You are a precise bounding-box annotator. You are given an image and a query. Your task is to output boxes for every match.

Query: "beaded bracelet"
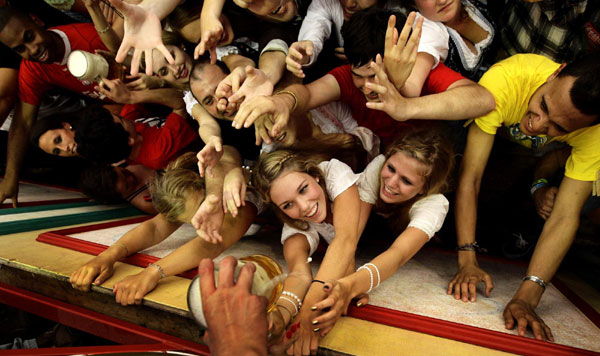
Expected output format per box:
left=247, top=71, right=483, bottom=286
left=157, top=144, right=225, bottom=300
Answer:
left=364, top=263, right=381, bottom=288
left=96, top=24, right=111, bottom=34
left=357, top=265, right=374, bottom=293
left=522, top=275, right=547, bottom=291
left=278, top=296, right=299, bottom=315
left=282, top=291, right=302, bottom=309
left=530, top=178, right=549, bottom=196
left=456, top=241, right=487, bottom=253
left=148, top=263, right=166, bottom=279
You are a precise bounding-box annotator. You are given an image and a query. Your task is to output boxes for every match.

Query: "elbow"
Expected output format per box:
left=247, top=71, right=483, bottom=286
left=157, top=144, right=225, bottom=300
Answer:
left=480, top=87, right=496, bottom=114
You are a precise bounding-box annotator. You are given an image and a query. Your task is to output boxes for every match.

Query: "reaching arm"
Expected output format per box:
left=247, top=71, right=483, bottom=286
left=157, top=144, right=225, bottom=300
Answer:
left=450, top=124, right=495, bottom=302
left=503, top=177, right=591, bottom=341
left=114, top=202, right=257, bottom=305
left=232, top=73, right=340, bottom=136
left=96, top=78, right=185, bottom=115
left=69, top=213, right=182, bottom=291
left=290, top=184, right=361, bottom=355
left=531, top=147, right=570, bottom=220
left=84, top=0, right=122, bottom=52
left=366, top=57, right=496, bottom=122
left=258, top=50, right=286, bottom=87
left=0, top=101, right=38, bottom=207
left=0, top=68, right=18, bottom=128
left=110, top=0, right=178, bottom=75
left=196, top=0, right=227, bottom=62
left=192, top=146, right=243, bottom=242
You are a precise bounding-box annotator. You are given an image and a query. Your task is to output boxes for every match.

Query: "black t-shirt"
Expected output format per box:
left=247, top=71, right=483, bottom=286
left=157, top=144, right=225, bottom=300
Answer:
left=218, top=119, right=261, bottom=163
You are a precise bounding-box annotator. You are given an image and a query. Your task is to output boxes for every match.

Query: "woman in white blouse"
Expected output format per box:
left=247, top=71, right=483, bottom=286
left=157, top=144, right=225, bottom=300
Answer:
left=310, top=129, right=455, bottom=333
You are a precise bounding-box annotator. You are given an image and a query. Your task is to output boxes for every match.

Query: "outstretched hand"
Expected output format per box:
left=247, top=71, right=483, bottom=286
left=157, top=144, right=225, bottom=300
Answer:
left=197, top=137, right=224, bottom=178
left=447, top=263, right=494, bottom=302
left=194, top=14, right=223, bottom=64
left=110, top=0, right=174, bottom=76
left=192, top=194, right=224, bottom=244
left=503, top=298, right=554, bottom=341
left=383, top=12, right=423, bottom=90
left=286, top=41, right=314, bottom=78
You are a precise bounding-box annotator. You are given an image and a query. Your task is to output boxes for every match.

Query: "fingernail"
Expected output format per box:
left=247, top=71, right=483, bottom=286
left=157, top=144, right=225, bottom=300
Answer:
left=286, top=330, right=293, bottom=339
left=312, top=320, right=318, bottom=325
left=356, top=302, right=363, bottom=307
left=291, top=323, right=299, bottom=332
left=313, top=327, right=320, bottom=332
left=311, top=306, right=317, bottom=311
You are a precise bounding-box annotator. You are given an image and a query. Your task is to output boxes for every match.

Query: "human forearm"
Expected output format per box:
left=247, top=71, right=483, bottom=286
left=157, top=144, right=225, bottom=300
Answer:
left=200, top=0, right=225, bottom=21
left=516, top=178, right=591, bottom=306
left=533, top=147, right=570, bottom=181
left=259, top=51, right=286, bottom=86
left=86, top=2, right=122, bottom=52
left=4, top=102, right=37, bottom=181
left=129, top=88, right=185, bottom=110
left=223, top=54, right=255, bottom=72
left=403, top=83, right=495, bottom=121
left=138, top=0, right=180, bottom=19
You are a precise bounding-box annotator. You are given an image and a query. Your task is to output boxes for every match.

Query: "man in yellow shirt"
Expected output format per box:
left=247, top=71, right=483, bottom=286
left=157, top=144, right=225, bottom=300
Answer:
left=451, top=53, right=600, bottom=341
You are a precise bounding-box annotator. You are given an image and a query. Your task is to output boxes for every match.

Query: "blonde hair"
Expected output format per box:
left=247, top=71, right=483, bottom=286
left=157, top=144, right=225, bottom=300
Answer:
left=252, top=149, right=329, bottom=230
left=150, top=152, right=205, bottom=222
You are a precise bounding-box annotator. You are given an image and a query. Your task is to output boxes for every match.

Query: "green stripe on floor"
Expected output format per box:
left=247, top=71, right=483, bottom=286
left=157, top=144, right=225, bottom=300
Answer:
left=0, top=207, right=146, bottom=235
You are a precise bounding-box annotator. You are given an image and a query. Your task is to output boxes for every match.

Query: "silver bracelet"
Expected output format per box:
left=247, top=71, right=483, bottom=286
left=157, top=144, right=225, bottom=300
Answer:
left=522, top=275, right=547, bottom=291
left=148, top=263, right=166, bottom=279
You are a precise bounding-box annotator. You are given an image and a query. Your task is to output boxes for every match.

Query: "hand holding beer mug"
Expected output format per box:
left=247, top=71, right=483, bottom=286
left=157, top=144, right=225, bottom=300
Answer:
left=188, top=255, right=286, bottom=355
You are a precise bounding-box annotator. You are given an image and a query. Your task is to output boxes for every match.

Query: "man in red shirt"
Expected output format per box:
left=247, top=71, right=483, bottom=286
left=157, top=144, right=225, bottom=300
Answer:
left=0, top=7, right=113, bottom=206
left=232, top=8, right=495, bottom=148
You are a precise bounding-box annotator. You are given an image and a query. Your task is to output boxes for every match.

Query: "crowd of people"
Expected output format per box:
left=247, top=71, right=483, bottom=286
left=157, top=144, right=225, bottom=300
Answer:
left=1, top=0, right=599, bottom=354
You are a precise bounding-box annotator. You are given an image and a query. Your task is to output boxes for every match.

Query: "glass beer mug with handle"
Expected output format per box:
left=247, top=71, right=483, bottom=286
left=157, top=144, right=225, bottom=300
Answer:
left=67, top=50, right=125, bottom=84
left=187, top=255, right=285, bottom=329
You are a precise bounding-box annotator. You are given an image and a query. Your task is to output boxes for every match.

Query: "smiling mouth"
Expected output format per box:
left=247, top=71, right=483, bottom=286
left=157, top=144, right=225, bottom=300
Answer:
left=276, top=132, right=287, bottom=142
left=178, top=65, right=188, bottom=80
left=36, top=49, right=48, bottom=62
left=70, top=143, right=77, bottom=154
left=306, top=203, right=318, bottom=218
left=382, top=184, right=399, bottom=197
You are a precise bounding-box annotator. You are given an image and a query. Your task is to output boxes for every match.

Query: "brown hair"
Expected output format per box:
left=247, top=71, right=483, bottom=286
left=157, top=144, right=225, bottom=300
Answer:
left=150, top=152, right=205, bottom=222
left=252, top=149, right=330, bottom=230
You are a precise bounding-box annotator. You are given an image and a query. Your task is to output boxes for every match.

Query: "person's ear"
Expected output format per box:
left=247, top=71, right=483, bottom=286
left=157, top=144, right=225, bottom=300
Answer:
left=28, top=13, right=45, bottom=28
left=547, top=63, right=567, bottom=82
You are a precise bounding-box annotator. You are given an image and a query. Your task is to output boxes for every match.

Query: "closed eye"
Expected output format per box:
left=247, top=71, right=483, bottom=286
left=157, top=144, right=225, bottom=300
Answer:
left=387, top=164, right=396, bottom=173
left=282, top=201, right=292, bottom=210
left=299, top=184, right=308, bottom=194
left=203, top=96, right=214, bottom=106
left=402, top=177, right=412, bottom=185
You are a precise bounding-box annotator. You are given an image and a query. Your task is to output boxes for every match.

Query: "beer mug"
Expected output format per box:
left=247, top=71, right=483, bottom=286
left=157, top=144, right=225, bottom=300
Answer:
left=67, top=50, right=124, bottom=83
left=187, top=255, right=285, bottom=328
